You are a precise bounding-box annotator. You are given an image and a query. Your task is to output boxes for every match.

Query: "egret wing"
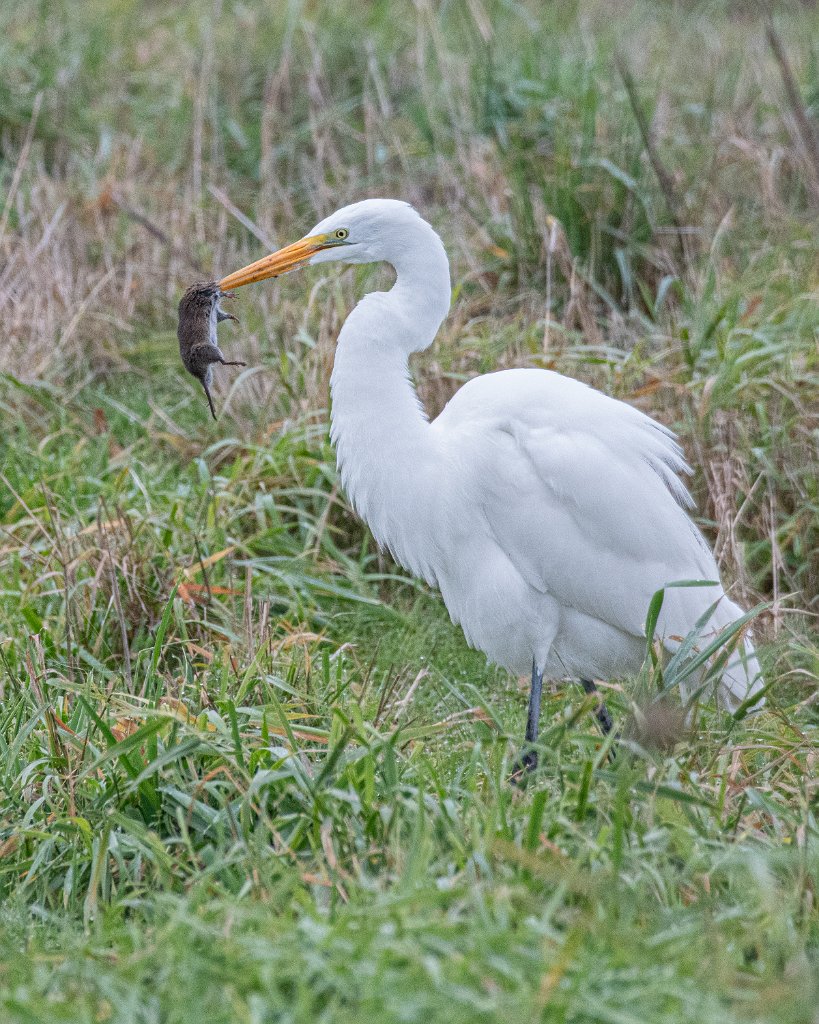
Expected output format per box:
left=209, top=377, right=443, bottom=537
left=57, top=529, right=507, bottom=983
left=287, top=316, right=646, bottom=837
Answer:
left=433, top=368, right=722, bottom=642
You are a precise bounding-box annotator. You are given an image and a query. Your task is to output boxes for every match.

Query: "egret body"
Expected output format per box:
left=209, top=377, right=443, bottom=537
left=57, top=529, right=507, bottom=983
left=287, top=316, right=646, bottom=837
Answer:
left=219, top=199, right=764, bottom=765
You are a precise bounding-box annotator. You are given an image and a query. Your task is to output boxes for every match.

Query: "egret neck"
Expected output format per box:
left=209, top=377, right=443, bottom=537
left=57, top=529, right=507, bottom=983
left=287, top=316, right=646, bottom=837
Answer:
left=329, top=219, right=451, bottom=586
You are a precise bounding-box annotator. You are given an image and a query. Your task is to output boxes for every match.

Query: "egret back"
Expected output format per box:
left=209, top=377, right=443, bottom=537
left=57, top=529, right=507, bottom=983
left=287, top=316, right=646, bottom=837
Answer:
left=432, top=367, right=763, bottom=705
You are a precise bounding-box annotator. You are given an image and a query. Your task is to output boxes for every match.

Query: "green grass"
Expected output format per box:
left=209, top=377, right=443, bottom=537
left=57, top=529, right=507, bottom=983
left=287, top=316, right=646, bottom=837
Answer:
left=1, top=1, right=818, bottom=1021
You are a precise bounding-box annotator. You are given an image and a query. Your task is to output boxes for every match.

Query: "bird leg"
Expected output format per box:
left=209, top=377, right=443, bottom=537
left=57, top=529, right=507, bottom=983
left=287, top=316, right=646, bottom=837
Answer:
left=579, top=679, right=614, bottom=735
left=512, top=661, right=544, bottom=779
left=513, top=672, right=616, bottom=782
left=526, top=662, right=544, bottom=746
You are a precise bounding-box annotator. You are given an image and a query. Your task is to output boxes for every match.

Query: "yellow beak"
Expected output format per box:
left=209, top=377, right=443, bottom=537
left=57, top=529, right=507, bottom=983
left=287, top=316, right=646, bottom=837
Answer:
left=218, top=233, right=330, bottom=290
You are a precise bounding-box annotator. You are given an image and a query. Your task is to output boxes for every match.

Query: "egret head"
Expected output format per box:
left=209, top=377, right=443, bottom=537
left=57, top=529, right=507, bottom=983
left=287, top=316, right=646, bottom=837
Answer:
left=219, top=199, right=435, bottom=289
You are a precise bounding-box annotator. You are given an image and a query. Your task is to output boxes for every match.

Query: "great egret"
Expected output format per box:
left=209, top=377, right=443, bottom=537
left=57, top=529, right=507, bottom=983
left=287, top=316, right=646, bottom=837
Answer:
left=219, top=199, right=764, bottom=767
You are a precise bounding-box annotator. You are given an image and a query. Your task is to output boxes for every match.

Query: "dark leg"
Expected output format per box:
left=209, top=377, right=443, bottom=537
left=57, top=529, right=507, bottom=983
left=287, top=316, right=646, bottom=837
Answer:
left=580, top=679, right=614, bottom=735
left=526, top=662, right=544, bottom=746
left=512, top=661, right=544, bottom=778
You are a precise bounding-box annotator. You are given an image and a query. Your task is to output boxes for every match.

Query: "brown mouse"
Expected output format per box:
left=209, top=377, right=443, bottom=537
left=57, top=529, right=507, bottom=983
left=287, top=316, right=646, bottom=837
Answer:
left=177, top=282, right=246, bottom=420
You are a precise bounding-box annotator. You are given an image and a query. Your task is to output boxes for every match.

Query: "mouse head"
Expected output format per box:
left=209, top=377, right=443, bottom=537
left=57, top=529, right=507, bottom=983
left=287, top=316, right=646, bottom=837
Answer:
left=177, top=281, right=237, bottom=327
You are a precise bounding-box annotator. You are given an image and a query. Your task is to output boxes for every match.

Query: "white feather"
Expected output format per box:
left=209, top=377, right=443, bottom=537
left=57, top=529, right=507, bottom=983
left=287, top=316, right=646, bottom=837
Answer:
left=308, top=199, right=763, bottom=711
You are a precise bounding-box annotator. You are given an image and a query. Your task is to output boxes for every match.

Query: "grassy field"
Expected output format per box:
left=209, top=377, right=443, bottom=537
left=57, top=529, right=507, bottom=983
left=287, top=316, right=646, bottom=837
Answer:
left=1, top=1, right=818, bottom=1021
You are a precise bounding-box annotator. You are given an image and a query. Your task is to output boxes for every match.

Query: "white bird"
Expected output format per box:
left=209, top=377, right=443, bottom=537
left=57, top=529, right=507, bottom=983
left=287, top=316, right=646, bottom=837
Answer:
left=219, top=198, right=764, bottom=768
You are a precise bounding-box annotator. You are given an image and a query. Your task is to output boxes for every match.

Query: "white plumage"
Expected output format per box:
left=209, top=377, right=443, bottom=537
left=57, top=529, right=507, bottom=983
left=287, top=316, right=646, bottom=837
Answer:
left=219, top=198, right=764, bottom=756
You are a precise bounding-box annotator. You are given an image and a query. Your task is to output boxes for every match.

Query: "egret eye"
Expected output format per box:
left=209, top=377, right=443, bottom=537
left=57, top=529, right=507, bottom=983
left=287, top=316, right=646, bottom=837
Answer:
left=334, top=228, right=349, bottom=240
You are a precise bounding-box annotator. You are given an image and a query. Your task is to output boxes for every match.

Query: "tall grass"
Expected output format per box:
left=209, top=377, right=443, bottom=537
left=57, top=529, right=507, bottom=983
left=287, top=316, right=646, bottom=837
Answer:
left=0, top=1, right=817, bottom=1021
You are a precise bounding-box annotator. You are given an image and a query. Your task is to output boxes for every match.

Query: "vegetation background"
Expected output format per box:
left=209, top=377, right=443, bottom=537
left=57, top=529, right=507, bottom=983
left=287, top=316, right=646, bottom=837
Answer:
left=0, top=0, right=817, bottom=1020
